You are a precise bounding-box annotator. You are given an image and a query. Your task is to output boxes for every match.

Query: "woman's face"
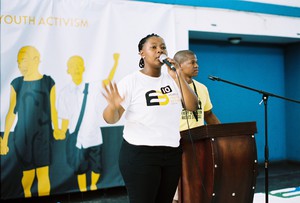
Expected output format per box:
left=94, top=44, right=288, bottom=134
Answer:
left=140, top=36, right=167, bottom=68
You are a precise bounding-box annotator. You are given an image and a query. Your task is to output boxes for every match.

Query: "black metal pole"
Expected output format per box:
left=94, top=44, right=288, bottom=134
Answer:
left=262, top=94, right=269, bottom=203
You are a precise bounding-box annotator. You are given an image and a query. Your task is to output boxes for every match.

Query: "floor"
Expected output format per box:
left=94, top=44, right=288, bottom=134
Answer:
left=2, top=161, right=300, bottom=203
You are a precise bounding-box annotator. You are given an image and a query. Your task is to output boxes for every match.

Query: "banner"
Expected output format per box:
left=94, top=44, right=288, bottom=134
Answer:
left=0, top=0, right=176, bottom=199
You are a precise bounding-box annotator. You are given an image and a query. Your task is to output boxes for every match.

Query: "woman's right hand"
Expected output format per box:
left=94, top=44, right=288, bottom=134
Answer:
left=102, top=81, right=124, bottom=109
left=102, top=81, right=125, bottom=124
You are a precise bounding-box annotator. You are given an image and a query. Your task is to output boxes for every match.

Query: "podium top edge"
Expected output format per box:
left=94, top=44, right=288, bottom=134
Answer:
left=180, top=121, right=257, bottom=140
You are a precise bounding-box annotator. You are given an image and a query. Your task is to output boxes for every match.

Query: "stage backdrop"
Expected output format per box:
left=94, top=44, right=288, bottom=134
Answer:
left=0, top=0, right=177, bottom=199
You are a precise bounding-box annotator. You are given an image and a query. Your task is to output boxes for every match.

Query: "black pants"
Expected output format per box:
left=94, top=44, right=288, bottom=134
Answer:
left=76, top=144, right=103, bottom=174
left=119, top=139, right=182, bottom=203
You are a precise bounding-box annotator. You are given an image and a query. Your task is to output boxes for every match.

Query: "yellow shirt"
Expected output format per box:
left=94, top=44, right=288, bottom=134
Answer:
left=180, top=79, right=213, bottom=131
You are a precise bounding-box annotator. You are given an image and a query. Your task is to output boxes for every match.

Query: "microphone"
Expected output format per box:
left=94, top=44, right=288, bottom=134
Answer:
left=159, top=54, right=176, bottom=71
left=208, top=75, right=220, bottom=81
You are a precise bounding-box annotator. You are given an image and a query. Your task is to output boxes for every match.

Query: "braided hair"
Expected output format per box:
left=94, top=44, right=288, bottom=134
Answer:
left=138, top=33, right=160, bottom=68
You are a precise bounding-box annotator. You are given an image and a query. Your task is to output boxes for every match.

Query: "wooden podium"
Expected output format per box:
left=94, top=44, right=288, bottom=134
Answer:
left=179, top=122, right=258, bottom=203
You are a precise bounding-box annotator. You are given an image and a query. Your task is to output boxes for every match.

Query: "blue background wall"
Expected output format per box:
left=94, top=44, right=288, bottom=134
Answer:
left=189, top=40, right=288, bottom=162
left=285, top=43, right=300, bottom=161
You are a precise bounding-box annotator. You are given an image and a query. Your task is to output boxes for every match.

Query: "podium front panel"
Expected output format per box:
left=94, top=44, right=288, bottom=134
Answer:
left=179, top=122, right=258, bottom=203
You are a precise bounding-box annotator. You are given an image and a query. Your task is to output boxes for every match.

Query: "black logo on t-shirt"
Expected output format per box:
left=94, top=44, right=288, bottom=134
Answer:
left=145, top=85, right=172, bottom=106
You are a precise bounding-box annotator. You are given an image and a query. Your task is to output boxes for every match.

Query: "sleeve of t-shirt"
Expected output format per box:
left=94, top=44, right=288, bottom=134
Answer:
left=203, top=86, right=213, bottom=111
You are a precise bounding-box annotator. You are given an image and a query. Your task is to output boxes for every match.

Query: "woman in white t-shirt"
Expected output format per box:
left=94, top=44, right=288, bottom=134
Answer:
left=102, top=34, right=198, bottom=203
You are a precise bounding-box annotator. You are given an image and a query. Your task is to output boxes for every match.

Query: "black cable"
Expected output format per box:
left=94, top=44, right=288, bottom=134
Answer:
left=175, top=71, right=209, bottom=199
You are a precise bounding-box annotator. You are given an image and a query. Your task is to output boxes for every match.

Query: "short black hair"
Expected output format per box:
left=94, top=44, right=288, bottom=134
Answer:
left=174, top=50, right=195, bottom=65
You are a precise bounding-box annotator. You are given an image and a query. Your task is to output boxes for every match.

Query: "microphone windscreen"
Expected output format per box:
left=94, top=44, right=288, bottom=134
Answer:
left=159, top=54, right=167, bottom=63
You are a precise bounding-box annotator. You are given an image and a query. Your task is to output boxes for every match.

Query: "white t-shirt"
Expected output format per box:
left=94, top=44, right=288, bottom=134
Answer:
left=118, top=70, right=182, bottom=147
left=58, top=81, right=104, bottom=148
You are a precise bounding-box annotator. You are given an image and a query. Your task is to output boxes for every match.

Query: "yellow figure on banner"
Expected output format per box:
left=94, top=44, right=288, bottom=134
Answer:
left=1, top=46, right=61, bottom=197
left=57, top=53, right=119, bottom=192
left=102, top=53, right=120, bottom=86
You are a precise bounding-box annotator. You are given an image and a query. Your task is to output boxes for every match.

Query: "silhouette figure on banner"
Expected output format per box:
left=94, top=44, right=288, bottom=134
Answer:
left=57, top=53, right=119, bottom=192
left=1, top=46, right=60, bottom=197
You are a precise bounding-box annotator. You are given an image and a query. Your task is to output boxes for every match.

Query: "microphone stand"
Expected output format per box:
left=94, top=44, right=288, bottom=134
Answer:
left=208, top=75, right=300, bottom=203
